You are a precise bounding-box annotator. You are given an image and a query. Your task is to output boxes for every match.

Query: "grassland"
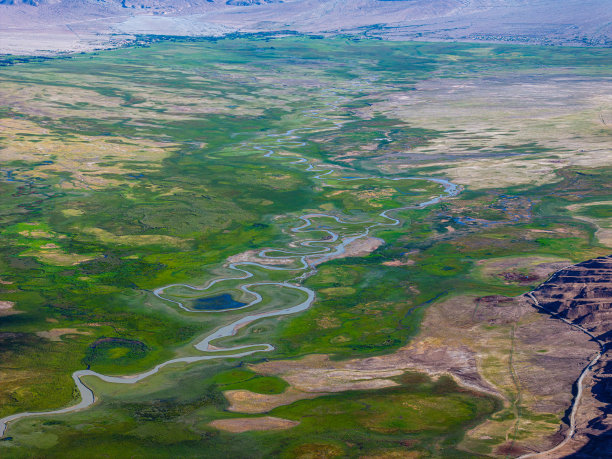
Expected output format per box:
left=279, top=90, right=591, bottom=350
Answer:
left=0, top=37, right=611, bottom=457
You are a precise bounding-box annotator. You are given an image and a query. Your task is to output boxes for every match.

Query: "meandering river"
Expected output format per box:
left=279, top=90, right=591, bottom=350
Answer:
left=0, top=95, right=460, bottom=438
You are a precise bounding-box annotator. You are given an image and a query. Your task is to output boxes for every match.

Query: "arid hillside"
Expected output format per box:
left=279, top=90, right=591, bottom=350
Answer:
left=527, top=256, right=612, bottom=457
left=1, top=0, right=611, bottom=55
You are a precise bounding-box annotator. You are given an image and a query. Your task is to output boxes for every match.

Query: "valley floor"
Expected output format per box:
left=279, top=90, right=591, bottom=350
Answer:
left=0, top=37, right=610, bottom=457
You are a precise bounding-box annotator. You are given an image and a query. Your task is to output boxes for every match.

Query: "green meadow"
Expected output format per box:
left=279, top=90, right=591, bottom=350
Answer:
left=0, top=36, right=611, bottom=457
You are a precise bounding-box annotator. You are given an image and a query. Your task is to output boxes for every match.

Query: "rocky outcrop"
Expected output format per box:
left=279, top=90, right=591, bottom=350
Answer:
left=531, top=256, right=612, bottom=342
left=526, top=256, right=612, bottom=457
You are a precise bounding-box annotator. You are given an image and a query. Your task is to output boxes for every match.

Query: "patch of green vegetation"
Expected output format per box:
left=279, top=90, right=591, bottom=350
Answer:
left=83, top=338, right=149, bottom=371
left=576, top=204, right=612, bottom=219
left=0, top=35, right=611, bottom=457
left=2, top=368, right=498, bottom=458
left=211, top=368, right=288, bottom=394
left=270, top=377, right=495, bottom=448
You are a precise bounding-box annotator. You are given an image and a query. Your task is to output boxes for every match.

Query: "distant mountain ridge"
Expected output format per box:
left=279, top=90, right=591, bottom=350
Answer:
left=0, top=0, right=42, bottom=4
left=0, top=0, right=282, bottom=6
left=1, top=0, right=611, bottom=55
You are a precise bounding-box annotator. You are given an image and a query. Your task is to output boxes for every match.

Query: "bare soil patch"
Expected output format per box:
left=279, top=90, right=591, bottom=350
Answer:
left=209, top=416, right=299, bottom=433
left=227, top=249, right=294, bottom=266
left=0, top=300, right=19, bottom=317
left=0, top=301, right=14, bottom=311
left=36, top=328, right=92, bottom=342
left=382, top=258, right=415, bottom=267
left=311, top=237, right=384, bottom=266
left=224, top=387, right=324, bottom=414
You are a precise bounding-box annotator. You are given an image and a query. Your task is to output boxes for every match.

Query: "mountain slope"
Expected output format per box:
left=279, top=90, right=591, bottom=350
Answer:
left=1, top=0, right=611, bottom=54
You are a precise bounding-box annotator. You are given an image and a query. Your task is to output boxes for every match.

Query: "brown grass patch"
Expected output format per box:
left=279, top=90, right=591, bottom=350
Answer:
left=227, top=249, right=294, bottom=266
left=310, top=237, right=384, bottom=266
left=18, top=230, right=55, bottom=238
left=252, top=349, right=490, bottom=397
left=36, top=328, right=92, bottom=342
left=0, top=301, right=19, bottom=317
left=209, top=416, right=299, bottom=433
left=40, top=243, right=60, bottom=249
left=82, top=227, right=188, bottom=248
left=0, top=301, right=14, bottom=310
left=22, top=249, right=95, bottom=266
left=0, top=118, right=176, bottom=189
left=290, top=442, right=345, bottom=458
left=475, top=256, right=571, bottom=285
left=382, top=259, right=415, bottom=267
left=224, top=387, right=323, bottom=414
left=315, top=316, right=341, bottom=329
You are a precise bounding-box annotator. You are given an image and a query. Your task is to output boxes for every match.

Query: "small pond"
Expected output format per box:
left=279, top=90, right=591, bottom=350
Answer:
left=192, top=293, right=247, bottom=311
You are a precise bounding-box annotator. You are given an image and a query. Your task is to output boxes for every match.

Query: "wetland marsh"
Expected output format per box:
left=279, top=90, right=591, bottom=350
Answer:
left=0, top=37, right=611, bottom=457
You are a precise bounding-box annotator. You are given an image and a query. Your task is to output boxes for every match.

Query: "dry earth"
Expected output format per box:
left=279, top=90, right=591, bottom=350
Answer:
left=209, top=416, right=299, bottom=433
left=0, top=301, right=14, bottom=310
left=0, top=301, right=18, bottom=317
left=224, top=387, right=325, bottom=414
left=474, top=256, right=572, bottom=286
left=35, top=328, right=92, bottom=342
left=310, top=237, right=384, bottom=267
left=367, top=76, right=612, bottom=190
left=1, top=0, right=611, bottom=55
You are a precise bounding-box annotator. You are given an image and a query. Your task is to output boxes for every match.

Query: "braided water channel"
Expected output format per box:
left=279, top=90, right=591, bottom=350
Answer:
left=0, top=96, right=461, bottom=438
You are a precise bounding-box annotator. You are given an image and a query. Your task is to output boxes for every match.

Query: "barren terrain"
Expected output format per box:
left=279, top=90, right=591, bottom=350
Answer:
left=1, top=0, right=611, bottom=55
